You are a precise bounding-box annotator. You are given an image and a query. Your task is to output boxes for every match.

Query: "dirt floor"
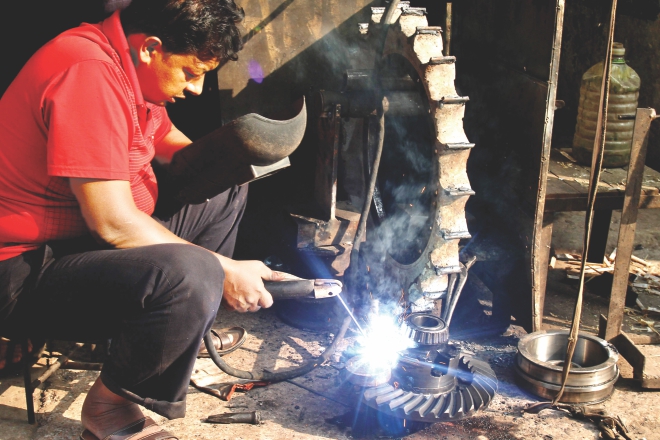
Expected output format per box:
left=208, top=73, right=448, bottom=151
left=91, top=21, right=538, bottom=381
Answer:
left=1, top=209, right=659, bottom=440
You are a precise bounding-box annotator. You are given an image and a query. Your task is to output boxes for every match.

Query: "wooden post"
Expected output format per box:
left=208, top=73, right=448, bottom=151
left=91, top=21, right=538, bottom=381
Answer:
left=605, top=108, right=656, bottom=340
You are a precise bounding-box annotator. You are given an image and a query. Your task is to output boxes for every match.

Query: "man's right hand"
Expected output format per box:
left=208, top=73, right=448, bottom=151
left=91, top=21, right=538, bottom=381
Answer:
left=216, top=257, right=284, bottom=313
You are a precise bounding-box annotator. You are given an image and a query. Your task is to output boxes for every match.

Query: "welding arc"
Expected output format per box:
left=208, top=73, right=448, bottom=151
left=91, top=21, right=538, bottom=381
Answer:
left=204, top=315, right=351, bottom=381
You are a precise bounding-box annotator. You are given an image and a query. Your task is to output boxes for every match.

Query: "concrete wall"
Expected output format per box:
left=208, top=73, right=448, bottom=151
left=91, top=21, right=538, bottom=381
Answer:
left=556, top=0, right=660, bottom=170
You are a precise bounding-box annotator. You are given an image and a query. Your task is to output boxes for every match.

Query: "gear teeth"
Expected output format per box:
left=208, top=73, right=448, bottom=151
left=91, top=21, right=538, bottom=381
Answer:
left=388, top=391, right=415, bottom=410
left=402, top=394, right=426, bottom=414
left=473, top=375, right=497, bottom=399
left=460, top=387, right=475, bottom=414
left=467, top=383, right=484, bottom=409
left=364, top=384, right=394, bottom=400
left=376, top=388, right=404, bottom=406
left=471, top=378, right=494, bottom=406
left=429, top=394, right=449, bottom=418
left=446, top=391, right=459, bottom=418
left=412, top=395, right=436, bottom=418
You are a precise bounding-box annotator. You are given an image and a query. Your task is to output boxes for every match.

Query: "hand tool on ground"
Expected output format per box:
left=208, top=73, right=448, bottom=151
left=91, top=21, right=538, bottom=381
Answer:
left=204, top=411, right=261, bottom=425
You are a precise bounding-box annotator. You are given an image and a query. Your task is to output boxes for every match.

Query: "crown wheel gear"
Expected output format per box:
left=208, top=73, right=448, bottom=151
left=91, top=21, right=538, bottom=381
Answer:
left=361, top=353, right=497, bottom=422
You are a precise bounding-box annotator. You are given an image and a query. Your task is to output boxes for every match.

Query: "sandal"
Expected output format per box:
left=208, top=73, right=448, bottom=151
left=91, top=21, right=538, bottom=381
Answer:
left=80, top=416, right=178, bottom=440
left=197, top=327, right=247, bottom=358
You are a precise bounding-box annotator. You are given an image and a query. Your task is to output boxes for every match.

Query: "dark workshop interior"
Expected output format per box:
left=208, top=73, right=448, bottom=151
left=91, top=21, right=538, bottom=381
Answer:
left=1, top=0, right=660, bottom=439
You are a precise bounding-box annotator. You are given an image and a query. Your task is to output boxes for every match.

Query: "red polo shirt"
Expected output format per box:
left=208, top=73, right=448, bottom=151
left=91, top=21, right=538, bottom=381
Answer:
left=0, top=11, right=172, bottom=261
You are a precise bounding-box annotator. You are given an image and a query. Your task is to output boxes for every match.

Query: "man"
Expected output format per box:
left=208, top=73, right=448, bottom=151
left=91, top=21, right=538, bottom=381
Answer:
left=0, top=0, right=279, bottom=438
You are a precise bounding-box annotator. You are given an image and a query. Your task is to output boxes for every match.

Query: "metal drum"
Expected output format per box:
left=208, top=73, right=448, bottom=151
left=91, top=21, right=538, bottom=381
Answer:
left=515, top=330, right=619, bottom=404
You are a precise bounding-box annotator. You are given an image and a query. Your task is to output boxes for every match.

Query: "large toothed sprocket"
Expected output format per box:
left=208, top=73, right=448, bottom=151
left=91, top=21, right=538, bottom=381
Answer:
left=363, top=3, right=474, bottom=313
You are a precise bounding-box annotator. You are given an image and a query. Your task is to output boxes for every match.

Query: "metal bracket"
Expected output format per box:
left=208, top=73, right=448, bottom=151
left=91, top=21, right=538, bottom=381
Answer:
left=445, top=142, right=475, bottom=150
left=438, top=96, right=470, bottom=108
left=429, top=56, right=456, bottom=65
left=444, top=186, right=475, bottom=197
left=440, top=229, right=471, bottom=240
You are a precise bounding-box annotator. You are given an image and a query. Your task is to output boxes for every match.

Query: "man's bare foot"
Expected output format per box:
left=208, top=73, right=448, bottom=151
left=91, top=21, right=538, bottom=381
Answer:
left=0, top=338, right=30, bottom=370
left=81, top=377, right=145, bottom=439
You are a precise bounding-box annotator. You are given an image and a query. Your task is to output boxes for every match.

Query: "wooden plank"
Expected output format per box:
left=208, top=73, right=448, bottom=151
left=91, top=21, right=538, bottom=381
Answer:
left=531, top=0, right=564, bottom=332
left=606, top=108, right=656, bottom=340
left=612, top=332, right=646, bottom=378
left=533, top=212, right=555, bottom=331
left=544, top=192, right=660, bottom=212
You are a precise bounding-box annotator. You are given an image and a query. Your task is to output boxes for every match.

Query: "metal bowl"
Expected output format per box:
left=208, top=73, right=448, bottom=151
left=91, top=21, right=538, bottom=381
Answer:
left=515, top=330, right=619, bottom=404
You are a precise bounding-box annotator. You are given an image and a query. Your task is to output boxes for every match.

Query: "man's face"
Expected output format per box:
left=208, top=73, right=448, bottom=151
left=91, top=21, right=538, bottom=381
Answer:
left=134, top=38, right=219, bottom=106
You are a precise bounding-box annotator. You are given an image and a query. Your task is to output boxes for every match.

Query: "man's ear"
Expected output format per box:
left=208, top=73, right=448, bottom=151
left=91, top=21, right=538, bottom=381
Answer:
left=127, top=34, right=164, bottom=66
left=138, top=36, right=164, bottom=64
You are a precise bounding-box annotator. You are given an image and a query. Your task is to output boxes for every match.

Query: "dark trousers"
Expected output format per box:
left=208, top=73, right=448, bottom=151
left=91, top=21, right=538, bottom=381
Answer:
left=0, top=183, right=248, bottom=419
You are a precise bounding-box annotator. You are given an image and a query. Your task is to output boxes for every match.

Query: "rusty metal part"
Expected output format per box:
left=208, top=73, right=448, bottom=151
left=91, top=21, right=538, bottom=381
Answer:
left=263, top=278, right=342, bottom=300
left=515, top=330, right=619, bottom=404
left=442, top=257, right=477, bottom=327
left=169, top=98, right=306, bottom=204
left=290, top=205, right=361, bottom=247
left=362, top=352, right=497, bottom=422
left=344, top=355, right=392, bottom=387
left=402, top=313, right=449, bottom=346
left=360, top=1, right=474, bottom=311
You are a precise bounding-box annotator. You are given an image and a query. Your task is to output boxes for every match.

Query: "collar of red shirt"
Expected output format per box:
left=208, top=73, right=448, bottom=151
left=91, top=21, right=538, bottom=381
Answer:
left=101, top=10, right=149, bottom=124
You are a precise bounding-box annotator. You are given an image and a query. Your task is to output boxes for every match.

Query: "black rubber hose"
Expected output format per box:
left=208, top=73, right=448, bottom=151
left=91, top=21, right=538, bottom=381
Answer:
left=204, top=314, right=351, bottom=381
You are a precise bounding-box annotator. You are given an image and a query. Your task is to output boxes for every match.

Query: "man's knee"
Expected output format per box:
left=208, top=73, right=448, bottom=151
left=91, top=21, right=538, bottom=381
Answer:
left=145, top=244, right=224, bottom=315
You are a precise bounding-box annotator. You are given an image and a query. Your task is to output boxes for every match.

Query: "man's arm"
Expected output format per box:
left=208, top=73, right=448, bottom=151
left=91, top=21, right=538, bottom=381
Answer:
left=70, top=178, right=276, bottom=312
left=154, top=124, right=191, bottom=164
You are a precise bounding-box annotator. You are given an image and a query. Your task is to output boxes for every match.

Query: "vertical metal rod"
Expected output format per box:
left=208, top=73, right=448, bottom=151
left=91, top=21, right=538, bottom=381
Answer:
left=22, top=340, right=35, bottom=424
left=531, top=0, right=565, bottom=332
left=553, top=0, right=618, bottom=405
left=445, top=2, right=452, bottom=56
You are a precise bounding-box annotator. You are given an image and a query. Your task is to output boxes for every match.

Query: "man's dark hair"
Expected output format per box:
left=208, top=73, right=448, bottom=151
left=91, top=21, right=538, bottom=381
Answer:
left=120, top=0, right=244, bottom=61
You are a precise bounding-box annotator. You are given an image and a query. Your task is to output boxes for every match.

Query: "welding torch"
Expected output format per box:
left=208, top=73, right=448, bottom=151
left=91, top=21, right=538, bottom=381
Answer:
left=262, top=278, right=342, bottom=301
left=203, top=276, right=364, bottom=381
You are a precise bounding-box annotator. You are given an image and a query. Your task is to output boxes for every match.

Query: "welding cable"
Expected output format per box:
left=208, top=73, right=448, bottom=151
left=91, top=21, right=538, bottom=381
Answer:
left=204, top=314, right=351, bottom=381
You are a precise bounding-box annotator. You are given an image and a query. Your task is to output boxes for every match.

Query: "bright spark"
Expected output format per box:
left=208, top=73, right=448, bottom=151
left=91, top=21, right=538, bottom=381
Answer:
left=356, top=314, right=414, bottom=370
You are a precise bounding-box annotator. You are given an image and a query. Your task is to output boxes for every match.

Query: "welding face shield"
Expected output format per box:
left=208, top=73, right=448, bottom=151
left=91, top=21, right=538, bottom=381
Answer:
left=168, top=97, right=306, bottom=204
